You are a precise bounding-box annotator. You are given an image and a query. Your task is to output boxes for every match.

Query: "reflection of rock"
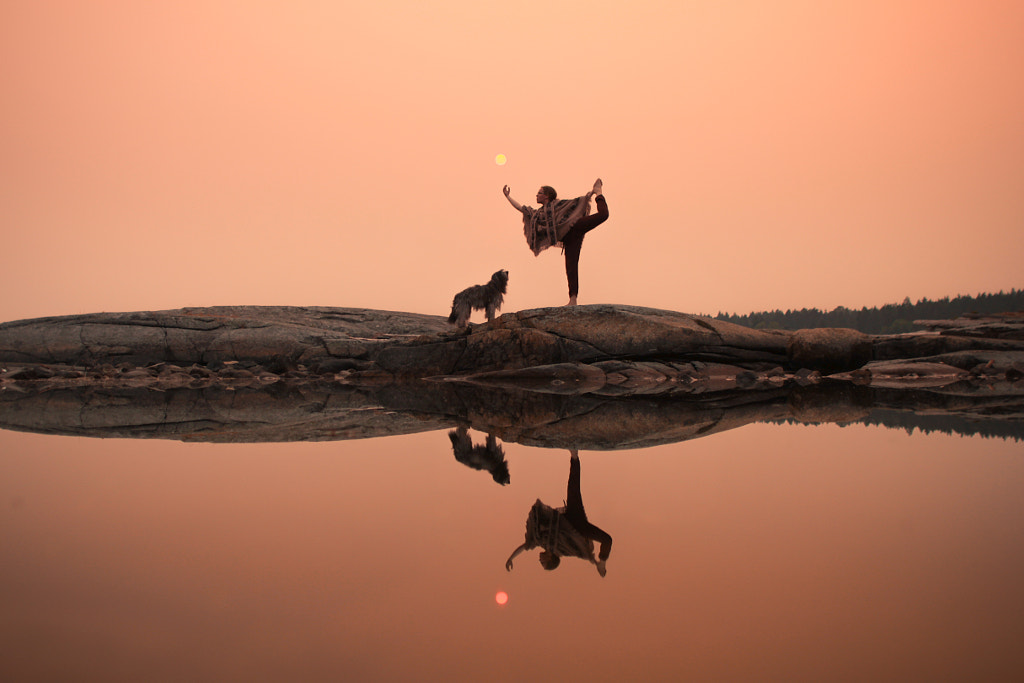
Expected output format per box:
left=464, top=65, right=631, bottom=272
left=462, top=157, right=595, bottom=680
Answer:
left=785, top=384, right=874, bottom=425
left=0, top=383, right=453, bottom=442
left=1, top=306, right=1022, bottom=446
left=1, top=375, right=1021, bottom=447
left=455, top=360, right=791, bottom=397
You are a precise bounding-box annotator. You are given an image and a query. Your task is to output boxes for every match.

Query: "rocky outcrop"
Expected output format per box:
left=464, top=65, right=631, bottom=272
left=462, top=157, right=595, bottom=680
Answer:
left=787, top=328, right=873, bottom=373
left=0, top=306, right=450, bottom=368
left=1, top=305, right=1022, bottom=446
left=4, top=305, right=1019, bottom=383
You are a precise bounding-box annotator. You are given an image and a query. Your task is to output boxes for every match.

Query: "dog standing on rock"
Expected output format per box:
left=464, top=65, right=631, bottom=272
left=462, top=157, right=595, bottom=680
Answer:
left=447, top=269, right=509, bottom=328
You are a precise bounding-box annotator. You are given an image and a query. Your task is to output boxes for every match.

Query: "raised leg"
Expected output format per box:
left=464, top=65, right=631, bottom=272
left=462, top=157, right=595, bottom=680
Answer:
left=562, top=195, right=608, bottom=301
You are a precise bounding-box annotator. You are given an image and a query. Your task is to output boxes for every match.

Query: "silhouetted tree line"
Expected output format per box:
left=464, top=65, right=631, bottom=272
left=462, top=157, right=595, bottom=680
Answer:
left=775, top=410, right=1024, bottom=442
left=714, top=289, right=1024, bottom=334
left=859, top=409, right=1024, bottom=442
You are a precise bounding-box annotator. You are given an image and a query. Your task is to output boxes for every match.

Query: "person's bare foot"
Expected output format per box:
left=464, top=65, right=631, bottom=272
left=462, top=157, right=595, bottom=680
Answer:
left=592, top=178, right=603, bottom=196
left=566, top=296, right=578, bottom=306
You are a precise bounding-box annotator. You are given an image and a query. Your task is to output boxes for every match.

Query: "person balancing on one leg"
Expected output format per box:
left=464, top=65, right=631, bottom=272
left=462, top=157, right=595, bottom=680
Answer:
left=503, top=178, right=609, bottom=306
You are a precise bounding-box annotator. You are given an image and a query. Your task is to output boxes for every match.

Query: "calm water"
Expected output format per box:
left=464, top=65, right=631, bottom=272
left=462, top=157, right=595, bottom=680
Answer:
left=1, top=421, right=1022, bottom=682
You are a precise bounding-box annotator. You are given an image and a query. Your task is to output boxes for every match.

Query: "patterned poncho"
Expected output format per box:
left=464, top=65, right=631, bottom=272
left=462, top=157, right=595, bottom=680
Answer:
left=522, top=499, right=596, bottom=563
left=521, top=194, right=592, bottom=256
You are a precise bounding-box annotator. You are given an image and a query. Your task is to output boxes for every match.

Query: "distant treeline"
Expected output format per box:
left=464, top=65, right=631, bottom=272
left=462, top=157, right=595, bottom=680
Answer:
left=858, top=409, right=1024, bottom=442
left=714, top=289, right=1024, bottom=334
left=774, top=411, right=1023, bottom=442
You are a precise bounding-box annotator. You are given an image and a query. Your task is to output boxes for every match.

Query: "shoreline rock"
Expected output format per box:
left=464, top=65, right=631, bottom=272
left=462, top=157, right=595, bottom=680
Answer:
left=2, top=304, right=1022, bottom=392
left=1, top=305, right=1022, bottom=445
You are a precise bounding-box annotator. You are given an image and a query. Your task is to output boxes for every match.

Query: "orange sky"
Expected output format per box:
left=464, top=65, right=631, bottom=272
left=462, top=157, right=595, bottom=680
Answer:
left=2, top=1, right=1022, bottom=323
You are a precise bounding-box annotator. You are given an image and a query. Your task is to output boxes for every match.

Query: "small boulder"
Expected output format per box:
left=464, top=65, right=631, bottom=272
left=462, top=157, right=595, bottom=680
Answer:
left=788, top=328, right=873, bottom=373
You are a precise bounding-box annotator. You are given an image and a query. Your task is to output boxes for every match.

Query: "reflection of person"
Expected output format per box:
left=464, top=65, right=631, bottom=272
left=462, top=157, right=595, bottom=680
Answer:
left=505, top=450, right=613, bottom=576
left=503, top=179, right=609, bottom=306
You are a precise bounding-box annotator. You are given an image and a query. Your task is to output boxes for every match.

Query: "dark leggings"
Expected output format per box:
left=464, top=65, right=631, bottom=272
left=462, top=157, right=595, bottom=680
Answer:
left=564, top=454, right=613, bottom=560
left=562, top=195, right=609, bottom=298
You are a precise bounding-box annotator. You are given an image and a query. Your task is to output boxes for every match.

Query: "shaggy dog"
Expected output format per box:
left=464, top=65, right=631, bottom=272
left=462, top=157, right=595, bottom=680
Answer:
left=448, top=426, right=510, bottom=485
left=447, top=269, right=508, bottom=328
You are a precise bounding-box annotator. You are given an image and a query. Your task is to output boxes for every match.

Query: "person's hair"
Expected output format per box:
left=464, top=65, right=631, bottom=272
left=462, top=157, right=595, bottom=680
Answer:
left=540, top=186, right=557, bottom=201
left=539, top=552, right=561, bottom=570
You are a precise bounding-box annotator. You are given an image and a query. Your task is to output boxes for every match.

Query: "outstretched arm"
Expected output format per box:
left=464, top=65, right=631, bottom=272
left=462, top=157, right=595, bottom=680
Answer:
left=503, top=185, right=523, bottom=211
left=505, top=543, right=529, bottom=571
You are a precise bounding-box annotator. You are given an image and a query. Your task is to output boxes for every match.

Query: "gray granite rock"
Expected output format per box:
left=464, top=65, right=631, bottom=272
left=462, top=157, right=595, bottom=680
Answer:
left=0, top=306, right=449, bottom=367
left=1, top=306, right=1022, bottom=446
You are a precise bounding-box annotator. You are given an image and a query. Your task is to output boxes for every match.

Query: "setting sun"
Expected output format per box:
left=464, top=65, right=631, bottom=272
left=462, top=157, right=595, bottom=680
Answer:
left=495, top=591, right=509, bottom=605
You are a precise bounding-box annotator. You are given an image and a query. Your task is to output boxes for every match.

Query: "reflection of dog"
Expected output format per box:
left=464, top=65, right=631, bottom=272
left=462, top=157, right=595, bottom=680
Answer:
left=448, top=426, right=510, bottom=485
left=447, top=269, right=508, bottom=328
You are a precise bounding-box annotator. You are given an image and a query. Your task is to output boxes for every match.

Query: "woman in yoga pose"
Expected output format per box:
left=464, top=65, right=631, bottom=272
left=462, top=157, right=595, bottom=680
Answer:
left=503, top=178, right=608, bottom=306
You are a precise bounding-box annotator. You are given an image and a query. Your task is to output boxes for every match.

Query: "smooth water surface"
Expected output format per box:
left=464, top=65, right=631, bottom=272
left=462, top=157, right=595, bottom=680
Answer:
left=2, top=423, right=1022, bottom=682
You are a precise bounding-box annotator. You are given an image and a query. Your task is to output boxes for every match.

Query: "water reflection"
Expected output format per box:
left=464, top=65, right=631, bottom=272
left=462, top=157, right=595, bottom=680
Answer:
left=448, top=425, right=510, bottom=485
left=505, top=450, right=613, bottom=577
left=2, top=407, right=1023, bottom=679
left=1, top=379, right=1021, bottom=446
left=2, top=360, right=1023, bottom=678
